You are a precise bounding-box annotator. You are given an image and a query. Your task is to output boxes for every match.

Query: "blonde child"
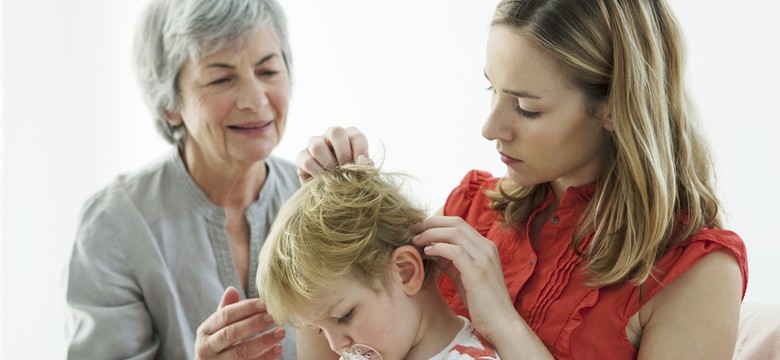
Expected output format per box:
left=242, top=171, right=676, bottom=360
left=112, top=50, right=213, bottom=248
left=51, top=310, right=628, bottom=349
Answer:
left=257, top=164, right=500, bottom=360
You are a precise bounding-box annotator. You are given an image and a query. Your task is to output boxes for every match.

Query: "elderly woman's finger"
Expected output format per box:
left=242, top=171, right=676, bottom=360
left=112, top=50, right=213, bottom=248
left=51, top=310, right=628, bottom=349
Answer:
left=221, top=328, right=286, bottom=360
left=323, top=127, right=355, bottom=165
left=344, top=126, right=370, bottom=163
left=218, top=287, right=241, bottom=309
left=306, top=135, right=340, bottom=169
left=196, top=299, right=274, bottom=354
left=296, top=148, right=326, bottom=182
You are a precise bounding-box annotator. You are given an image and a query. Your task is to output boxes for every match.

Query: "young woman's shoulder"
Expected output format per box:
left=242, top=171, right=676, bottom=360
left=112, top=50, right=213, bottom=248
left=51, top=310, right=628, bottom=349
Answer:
left=661, top=228, right=748, bottom=297
left=443, top=170, right=503, bottom=232
left=635, top=228, right=746, bottom=358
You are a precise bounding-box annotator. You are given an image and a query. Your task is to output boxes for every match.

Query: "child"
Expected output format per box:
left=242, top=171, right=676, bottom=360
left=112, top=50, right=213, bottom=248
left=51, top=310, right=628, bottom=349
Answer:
left=257, top=164, right=500, bottom=360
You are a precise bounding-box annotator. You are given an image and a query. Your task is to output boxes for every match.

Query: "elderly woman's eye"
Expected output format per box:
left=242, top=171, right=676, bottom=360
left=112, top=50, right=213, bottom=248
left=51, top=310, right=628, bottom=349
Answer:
left=257, top=70, right=279, bottom=77
left=209, top=78, right=231, bottom=85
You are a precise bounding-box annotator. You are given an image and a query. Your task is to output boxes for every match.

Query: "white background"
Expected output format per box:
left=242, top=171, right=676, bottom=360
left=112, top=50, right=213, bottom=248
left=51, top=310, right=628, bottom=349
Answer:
left=2, top=0, right=779, bottom=358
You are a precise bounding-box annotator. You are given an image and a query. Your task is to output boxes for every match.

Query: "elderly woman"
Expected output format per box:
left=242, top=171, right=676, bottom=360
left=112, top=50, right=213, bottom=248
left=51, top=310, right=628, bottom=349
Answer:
left=63, top=0, right=298, bottom=358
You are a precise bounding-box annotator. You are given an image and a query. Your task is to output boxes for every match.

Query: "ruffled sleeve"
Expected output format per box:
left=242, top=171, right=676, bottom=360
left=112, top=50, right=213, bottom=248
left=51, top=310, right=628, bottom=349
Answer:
left=645, top=228, right=748, bottom=301
left=443, top=170, right=501, bottom=236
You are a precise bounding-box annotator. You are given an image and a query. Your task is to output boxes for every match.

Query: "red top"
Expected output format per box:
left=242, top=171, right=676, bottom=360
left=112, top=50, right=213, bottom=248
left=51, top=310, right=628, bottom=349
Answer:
left=439, top=170, right=748, bottom=359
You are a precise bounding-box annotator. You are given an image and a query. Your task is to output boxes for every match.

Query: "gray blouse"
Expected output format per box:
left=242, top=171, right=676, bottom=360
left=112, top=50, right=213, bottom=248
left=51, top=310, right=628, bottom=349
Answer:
left=63, top=150, right=299, bottom=359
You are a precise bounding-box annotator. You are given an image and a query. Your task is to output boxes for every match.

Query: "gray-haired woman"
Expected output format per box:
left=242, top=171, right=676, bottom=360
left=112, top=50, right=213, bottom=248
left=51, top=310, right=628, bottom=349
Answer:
left=63, top=0, right=298, bottom=358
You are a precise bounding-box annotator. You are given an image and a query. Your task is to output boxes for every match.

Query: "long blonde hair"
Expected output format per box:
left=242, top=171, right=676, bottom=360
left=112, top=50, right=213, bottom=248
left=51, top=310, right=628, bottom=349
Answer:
left=490, top=0, right=721, bottom=287
left=256, top=164, right=431, bottom=325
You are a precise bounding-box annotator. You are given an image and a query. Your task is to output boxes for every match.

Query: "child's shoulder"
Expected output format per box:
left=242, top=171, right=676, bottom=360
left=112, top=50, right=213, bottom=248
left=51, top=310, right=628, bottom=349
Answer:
left=436, top=317, right=501, bottom=360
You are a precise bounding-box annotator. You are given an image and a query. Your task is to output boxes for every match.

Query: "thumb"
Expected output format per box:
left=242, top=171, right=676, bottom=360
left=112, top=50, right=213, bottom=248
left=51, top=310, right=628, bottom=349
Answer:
left=218, top=286, right=241, bottom=310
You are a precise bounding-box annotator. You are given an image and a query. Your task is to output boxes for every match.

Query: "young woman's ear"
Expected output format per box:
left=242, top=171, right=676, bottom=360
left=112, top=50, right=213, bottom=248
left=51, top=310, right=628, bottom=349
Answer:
left=390, top=245, right=425, bottom=296
left=603, top=114, right=614, bottom=131
left=600, top=101, right=614, bottom=132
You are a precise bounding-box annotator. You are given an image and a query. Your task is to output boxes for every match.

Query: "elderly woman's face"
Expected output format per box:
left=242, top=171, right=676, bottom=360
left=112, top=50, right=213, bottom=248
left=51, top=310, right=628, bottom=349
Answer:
left=169, top=25, right=290, bottom=170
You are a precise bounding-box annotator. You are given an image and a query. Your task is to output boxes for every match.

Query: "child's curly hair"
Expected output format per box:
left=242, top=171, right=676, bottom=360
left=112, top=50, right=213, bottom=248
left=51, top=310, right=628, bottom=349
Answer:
left=256, top=164, right=432, bottom=326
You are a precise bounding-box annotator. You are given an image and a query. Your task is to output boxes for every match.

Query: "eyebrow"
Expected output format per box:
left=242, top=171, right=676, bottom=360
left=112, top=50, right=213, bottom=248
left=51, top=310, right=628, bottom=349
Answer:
left=206, top=53, right=278, bottom=69
left=484, top=71, right=541, bottom=99
left=504, top=89, right=541, bottom=99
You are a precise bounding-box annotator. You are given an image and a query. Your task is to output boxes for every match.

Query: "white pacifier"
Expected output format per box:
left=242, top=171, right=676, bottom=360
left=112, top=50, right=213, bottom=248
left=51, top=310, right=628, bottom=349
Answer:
left=339, top=343, right=383, bottom=360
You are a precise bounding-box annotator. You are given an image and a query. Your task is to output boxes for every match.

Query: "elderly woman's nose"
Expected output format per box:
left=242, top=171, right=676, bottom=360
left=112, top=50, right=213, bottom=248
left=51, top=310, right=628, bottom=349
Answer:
left=236, top=78, right=270, bottom=111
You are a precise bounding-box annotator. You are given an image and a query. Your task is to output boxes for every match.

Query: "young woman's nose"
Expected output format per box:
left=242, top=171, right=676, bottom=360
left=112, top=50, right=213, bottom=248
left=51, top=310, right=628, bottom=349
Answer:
left=482, top=98, right=514, bottom=142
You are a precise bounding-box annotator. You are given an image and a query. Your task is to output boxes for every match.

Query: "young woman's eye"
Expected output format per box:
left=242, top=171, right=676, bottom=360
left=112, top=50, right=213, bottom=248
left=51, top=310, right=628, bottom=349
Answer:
left=485, top=85, right=495, bottom=93
left=337, top=308, right=355, bottom=324
left=516, top=106, right=541, bottom=119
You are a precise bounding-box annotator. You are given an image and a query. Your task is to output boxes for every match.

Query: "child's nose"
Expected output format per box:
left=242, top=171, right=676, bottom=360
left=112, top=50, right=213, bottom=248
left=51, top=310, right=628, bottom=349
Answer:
left=323, top=329, right=353, bottom=355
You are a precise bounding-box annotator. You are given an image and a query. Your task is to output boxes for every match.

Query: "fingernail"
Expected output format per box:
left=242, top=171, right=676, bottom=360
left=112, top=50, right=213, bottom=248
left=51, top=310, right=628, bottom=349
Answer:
left=357, top=154, right=368, bottom=164
left=424, top=245, right=433, bottom=253
left=273, top=344, right=283, bottom=353
left=412, top=235, right=420, bottom=243
left=274, top=328, right=286, bottom=338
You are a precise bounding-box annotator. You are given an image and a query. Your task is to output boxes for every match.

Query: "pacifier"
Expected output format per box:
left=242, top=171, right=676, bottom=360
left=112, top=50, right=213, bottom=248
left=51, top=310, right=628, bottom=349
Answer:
left=339, top=343, right=383, bottom=360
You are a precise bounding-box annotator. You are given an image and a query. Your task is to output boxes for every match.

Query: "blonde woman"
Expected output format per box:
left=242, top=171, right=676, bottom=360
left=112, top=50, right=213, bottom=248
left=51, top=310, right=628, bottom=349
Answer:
left=257, top=164, right=500, bottom=359
left=297, top=0, right=747, bottom=358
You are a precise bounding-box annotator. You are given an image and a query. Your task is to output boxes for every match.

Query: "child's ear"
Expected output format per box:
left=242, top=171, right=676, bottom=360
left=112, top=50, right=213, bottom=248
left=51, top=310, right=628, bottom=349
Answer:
left=390, top=245, right=425, bottom=296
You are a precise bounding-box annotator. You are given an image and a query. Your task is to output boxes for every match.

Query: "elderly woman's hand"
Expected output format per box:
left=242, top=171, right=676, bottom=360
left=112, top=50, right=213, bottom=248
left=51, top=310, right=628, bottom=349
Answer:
left=296, top=126, right=370, bottom=182
left=194, top=287, right=285, bottom=360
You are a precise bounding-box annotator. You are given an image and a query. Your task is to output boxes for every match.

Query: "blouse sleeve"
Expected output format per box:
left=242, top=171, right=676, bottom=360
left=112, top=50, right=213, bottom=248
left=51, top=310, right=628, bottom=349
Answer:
left=650, top=228, right=749, bottom=299
left=443, top=170, right=501, bottom=236
left=63, top=194, right=159, bottom=360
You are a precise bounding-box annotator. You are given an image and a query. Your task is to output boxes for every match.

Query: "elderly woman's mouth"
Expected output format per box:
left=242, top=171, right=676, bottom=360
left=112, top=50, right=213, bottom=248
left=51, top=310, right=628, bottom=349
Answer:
left=228, top=121, right=274, bottom=133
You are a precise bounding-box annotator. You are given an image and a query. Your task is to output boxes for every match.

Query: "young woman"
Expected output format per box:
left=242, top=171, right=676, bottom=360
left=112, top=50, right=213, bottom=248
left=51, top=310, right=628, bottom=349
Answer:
left=296, top=0, right=747, bottom=358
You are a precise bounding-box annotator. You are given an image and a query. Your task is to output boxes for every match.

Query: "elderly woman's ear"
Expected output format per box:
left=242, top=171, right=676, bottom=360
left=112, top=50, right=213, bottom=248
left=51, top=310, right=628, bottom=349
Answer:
left=164, top=111, right=183, bottom=126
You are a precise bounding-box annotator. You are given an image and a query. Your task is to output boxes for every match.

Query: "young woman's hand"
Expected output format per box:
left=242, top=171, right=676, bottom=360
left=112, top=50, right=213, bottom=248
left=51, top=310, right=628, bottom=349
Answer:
left=413, top=216, right=516, bottom=337
left=194, top=287, right=285, bottom=360
left=414, top=216, right=553, bottom=359
left=296, top=126, right=370, bottom=183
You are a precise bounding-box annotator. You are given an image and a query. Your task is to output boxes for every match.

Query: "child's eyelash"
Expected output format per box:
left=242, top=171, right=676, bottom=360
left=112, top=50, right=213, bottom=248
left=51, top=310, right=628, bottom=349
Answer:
left=337, top=308, right=355, bottom=324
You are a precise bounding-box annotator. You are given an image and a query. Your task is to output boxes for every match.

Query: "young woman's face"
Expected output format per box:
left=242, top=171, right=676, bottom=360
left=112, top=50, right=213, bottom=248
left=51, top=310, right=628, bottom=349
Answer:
left=170, top=24, right=290, bottom=169
left=295, top=274, right=421, bottom=360
left=482, top=25, right=612, bottom=196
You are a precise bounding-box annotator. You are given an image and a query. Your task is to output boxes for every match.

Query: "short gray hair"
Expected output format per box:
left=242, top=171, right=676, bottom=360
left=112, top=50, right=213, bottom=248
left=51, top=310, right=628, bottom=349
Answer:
left=134, top=0, right=292, bottom=145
